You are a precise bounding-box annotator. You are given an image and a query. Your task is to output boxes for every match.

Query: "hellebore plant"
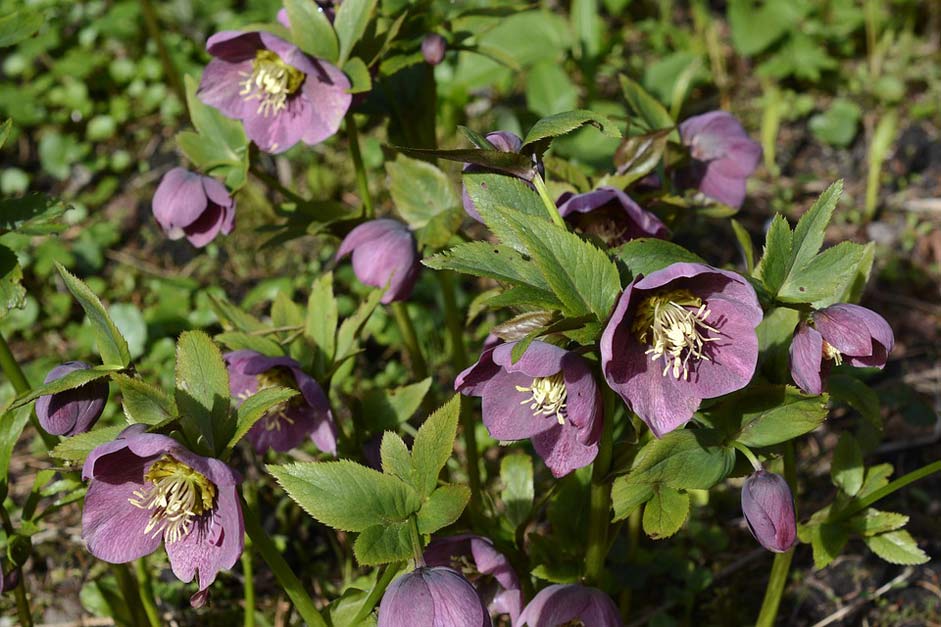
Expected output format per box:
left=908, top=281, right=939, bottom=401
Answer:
left=35, top=362, right=107, bottom=436
left=152, top=167, right=236, bottom=247
left=377, top=567, right=492, bottom=627
left=461, top=131, right=543, bottom=222
left=336, top=218, right=421, bottom=304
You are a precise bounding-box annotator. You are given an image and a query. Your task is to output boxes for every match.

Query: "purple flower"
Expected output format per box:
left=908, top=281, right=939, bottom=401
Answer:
left=456, top=340, right=602, bottom=477
left=336, top=219, right=421, bottom=304
left=422, top=34, right=447, bottom=65
left=0, top=564, right=19, bottom=594
left=35, top=361, right=108, bottom=436
left=789, top=303, right=894, bottom=395
left=677, top=111, right=762, bottom=208
left=152, top=168, right=236, bottom=248
left=378, top=566, right=492, bottom=627
left=741, top=470, right=796, bottom=553
left=81, top=425, right=243, bottom=606
left=461, top=131, right=542, bottom=222
left=198, top=30, right=351, bottom=154
left=601, top=262, right=762, bottom=437
left=423, top=534, right=524, bottom=623
left=517, top=584, right=623, bottom=627
left=556, top=186, right=669, bottom=247
left=225, top=350, right=336, bottom=455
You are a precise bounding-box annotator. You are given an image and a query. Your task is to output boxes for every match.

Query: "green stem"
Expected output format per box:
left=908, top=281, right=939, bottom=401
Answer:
left=409, top=516, right=425, bottom=567
left=732, top=441, right=763, bottom=472
left=346, top=113, right=374, bottom=219
left=839, top=460, right=941, bottom=521
left=241, top=495, right=327, bottom=627
left=1, top=501, right=33, bottom=627
left=139, top=0, right=186, bottom=109
left=134, top=558, right=161, bottom=627
left=0, top=333, right=57, bottom=451
left=390, top=302, right=428, bottom=379
left=352, top=562, right=402, bottom=623
left=249, top=164, right=308, bottom=205
left=112, top=563, right=151, bottom=627
left=755, top=441, right=796, bottom=627
left=531, top=173, right=566, bottom=228
left=584, top=387, right=616, bottom=584
left=242, top=542, right=256, bottom=627
left=619, top=509, right=642, bottom=619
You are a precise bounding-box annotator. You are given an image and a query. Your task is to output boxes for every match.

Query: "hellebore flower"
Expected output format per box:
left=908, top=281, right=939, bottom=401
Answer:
left=556, top=186, right=669, bottom=247
left=198, top=30, right=351, bottom=154
left=336, top=219, right=420, bottom=304
left=422, top=34, right=447, bottom=65
left=461, top=131, right=542, bottom=222
left=35, top=361, right=108, bottom=436
left=517, top=584, right=623, bottom=627
left=677, top=111, right=762, bottom=208
left=152, top=168, right=236, bottom=248
left=378, top=566, right=492, bottom=627
left=789, top=303, right=894, bottom=395
left=741, top=470, right=797, bottom=553
left=81, top=424, right=243, bottom=606
left=225, top=350, right=336, bottom=454
left=456, top=340, right=602, bottom=477
left=424, top=534, right=524, bottom=623
left=601, top=262, right=762, bottom=437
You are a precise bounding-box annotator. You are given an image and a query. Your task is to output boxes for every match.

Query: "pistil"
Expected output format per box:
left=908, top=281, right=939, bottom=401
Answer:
left=633, top=289, right=718, bottom=380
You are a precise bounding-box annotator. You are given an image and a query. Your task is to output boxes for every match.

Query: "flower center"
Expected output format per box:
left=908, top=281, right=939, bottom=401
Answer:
left=822, top=340, right=843, bottom=365
left=632, top=289, right=719, bottom=380
left=239, top=50, right=305, bottom=117
left=256, top=367, right=301, bottom=431
left=515, top=373, right=567, bottom=424
left=129, top=455, right=217, bottom=544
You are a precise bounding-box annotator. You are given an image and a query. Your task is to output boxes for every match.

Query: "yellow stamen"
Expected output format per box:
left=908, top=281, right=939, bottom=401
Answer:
left=248, top=367, right=301, bottom=432
left=128, top=455, right=217, bottom=544
left=515, top=373, right=567, bottom=424
left=239, top=50, right=305, bottom=117
left=633, top=289, right=719, bottom=381
left=822, top=340, right=843, bottom=365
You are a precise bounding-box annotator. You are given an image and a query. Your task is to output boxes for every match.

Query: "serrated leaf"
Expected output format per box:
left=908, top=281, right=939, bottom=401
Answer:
left=754, top=214, right=792, bottom=293
left=790, top=180, right=843, bottom=273
left=643, top=486, right=689, bottom=539
left=306, top=273, right=338, bottom=369
left=709, top=384, right=830, bottom=448
left=334, top=0, right=377, bottom=65
left=380, top=431, right=413, bottom=484
left=285, top=0, right=339, bottom=62
left=391, top=146, right=534, bottom=177
left=56, top=263, right=131, bottom=368
left=51, top=425, right=125, bottom=463
left=387, top=155, right=459, bottom=230
left=0, top=194, right=66, bottom=235
left=353, top=521, right=413, bottom=566
left=424, top=243, right=555, bottom=297
left=361, top=378, right=432, bottom=432
left=500, top=453, right=534, bottom=529
left=335, top=288, right=383, bottom=363
left=810, top=522, right=849, bottom=569
left=847, top=509, right=909, bottom=536
left=865, top=530, right=929, bottom=565
left=624, top=429, right=735, bottom=490
left=411, top=396, right=461, bottom=498
left=0, top=244, right=25, bottom=317
left=778, top=241, right=868, bottom=304
left=858, top=463, right=894, bottom=499
left=521, top=110, right=622, bottom=157
left=215, top=331, right=285, bottom=357
left=227, top=386, right=299, bottom=453
left=613, top=238, right=706, bottom=278
left=174, top=331, right=231, bottom=456
left=113, top=374, right=176, bottom=426
left=11, top=366, right=113, bottom=409
left=619, top=75, right=676, bottom=138
left=831, top=433, right=864, bottom=497
left=417, top=484, right=471, bottom=534
left=611, top=479, right=654, bottom=522
left=184, top=74, right=247, bottom=154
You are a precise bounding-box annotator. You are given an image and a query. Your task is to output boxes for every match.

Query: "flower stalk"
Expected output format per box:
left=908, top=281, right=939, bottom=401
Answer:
left=531, top=172, right=567, bottom=228
left=352, top=562, right=402, bottom=624
left=135, top=558, right=162, bottom=627
left=390, top=302, right=428, bottom=379
left=754, top=441, right=796, bottom=627
left=584, top=386, right=617, bottom=584
left=346, top=113, right=374, bottom=219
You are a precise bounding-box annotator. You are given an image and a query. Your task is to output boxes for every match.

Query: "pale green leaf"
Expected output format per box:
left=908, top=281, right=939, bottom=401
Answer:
left=417, top=484, right=471, bottom=534
left=55, top=263, right=131, bottom=367
left=642, top=486, right=689, bottom=539
left=411, top=396, right=461, bottom=498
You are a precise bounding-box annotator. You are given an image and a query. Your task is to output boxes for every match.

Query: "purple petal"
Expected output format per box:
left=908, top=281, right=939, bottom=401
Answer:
left=337, top=220, right=419, bottom=303
left=455, top=347, right=501, bottom=397
left=480, top=371, right=557, bottom=440
left=297, top=60, right=352, bottom=146
left=206, top=31, right=264, bottom=62
left=741, top=471, right=796, bottom=553
left=560, top=351, right=602, bottom=436
left=152, top=168, right=209, bottom=235
left=242, top=95, right=310, bottom=154
left=491, top=341, right=567, bottom=379
left=197, top=58, right=255, bottom=120
left=531, top=422, right=598, bottom=477
left=82, top=466, right=162, bottom=564
left=518, top=584, right=623, bottom=627
left=379, top=567, right=491, bottom=627
left=789, top=323, right=825, bottom=395
left=183, top=202, right=225, bottom=248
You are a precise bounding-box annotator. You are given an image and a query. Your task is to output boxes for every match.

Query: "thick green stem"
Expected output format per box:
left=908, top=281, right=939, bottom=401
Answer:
left=112, top=563, right=151, bottom=627
left=409, top=516, right=425, bottom=567
left=249, top=164, right=308, bottom=205
left=134, top=558, right=162, bottom=627
left=352, top=562, right=402, bottom=623
left=0, top=334, right=57, bottom=451
left=346, top=113, right=374, bottom=219
left=390, top=302, right=428, bottom=379
left=242, top=542, right=256, bottom=627
left=839, top=460, right=941, bottom=521
left=755, top=441, right=797, bottom=627
left=732, top=441, right=763, bottom=472
left=139, top=0, right=186, bottom=108
left=531, top=173, right=566, bottom=228
left=584, top=387, right=616, bottom=584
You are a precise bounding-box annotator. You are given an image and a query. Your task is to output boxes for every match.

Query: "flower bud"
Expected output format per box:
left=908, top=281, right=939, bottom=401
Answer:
left=517, top=584, right=622, bottom=627
left=35, top=361, right=108, bottom=436
left=378, top=567, right=492, bottom=627
left=152, top=167, right=235, bottom=247
left=336, top=219, right=420, bottom=303
left=741, top=470, right=797, bottom=553
left=421, top=34, right=446, bottom=65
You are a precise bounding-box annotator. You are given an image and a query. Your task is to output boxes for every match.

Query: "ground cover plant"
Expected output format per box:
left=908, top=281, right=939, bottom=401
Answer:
left=1, top=0, right=941, bottom=625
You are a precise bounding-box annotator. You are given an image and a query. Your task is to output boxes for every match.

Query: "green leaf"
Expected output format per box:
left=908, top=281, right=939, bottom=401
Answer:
left=411, top=396, right=461, bottom=498
left=809, top=99, right=861, bottom=148
left=611, top=128, right=671, bottom=186
left=525, top=62, right=578, bottom=117
left=353, top=521, right=413, bottom=566
left=865, top=530, right=929, bottom=565
left=642, top=486, right=689, bottom=539
left=343, top=57, right=372, bottom=94
left=285, top=0, right=340, bottom=63
left=387, top=155, right=459, bottom=230
left=847, top=509, right=909, bottom=537
left=268, top=460, right=421, bottom=532
left=611, top=480, right=654, bottom=522
left=306, top=272, right=338, bottom=373
left=828, top=374, right=881, bottom=433
left=831, top=433, right=864, bottom=497
left=0, top=194, right=66, bottom=235
left=463, top=171, right=551, bottom=242
left=392, top=146, right=534, bottom=177
left=215, top=331, right=285, bottom=357
left=727, top=0, right=798, bottom=55
left=208, top=292, right=264, bottom=332
left=360, top=378, right=432, bottom=432
left=380, top=431, right=414, bottom=484
left=619, top=75, right=676, bottom=138
left=809, top=522, right=849, bottom=569
left=184, top=74, right=247, bottom=155
left=112, top=374, right=176, bottom=426
left=778, top=241, right=868, bottom=304
left=174, top=330, right=231, bottom=456
left=55, top=263, right=131, bottom=367
left=0, top=406, right=31, bottom=496
left=0, top=119, right=9, bottom=150
left=753, top=214, right=792, bottom=294
left=334, top=0, right=377, bottom=65
left=0, top=244, right=25, bottom=318
left=0, top=9, right=42, bottom=47
left=51, top=425, right=125, bottom=463
left=335, top=288, right=383, bottom=364
left=857, top=463, right=894, bottom=499
left=730, top=219, right=755, bottom=274
left=521, top=109, right=621, bottom=157
left=710, top=385, right=829, bottom=448
left=11, top=366, right=113, bottom=410
left=417, top=484, right=471, bottom=534
left=227, top=387, right=299, bottom=452
left=624, top=429, right=735, bottom=490
left=612, top=239, right=706, bottom=278
left=500, top=453, right=534, bottom=529
left=790, top=180, right=843, bottom=275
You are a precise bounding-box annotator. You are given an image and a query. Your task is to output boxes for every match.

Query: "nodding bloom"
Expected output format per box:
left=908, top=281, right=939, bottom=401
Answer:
left=81, top=425, right=243, bottom=607
left=456, top=340, right=602, bottom=477
left=224, top=350, right=336, bottom=455
left=424, top=534, right=524, bottom=623
left=556, top=186, right=669, bottom=247
left=517, top=584, right=623, bottom=627
left=378, top=567, right=492, bottom=627
left=461, top=131, right=543, bottom=222
left=198, top=30, right=351, bottom=154
left=35, top=361, right=108, bottom=436
left=789, top=303, right=894, bottom=395
left=677, top=111, right=762, bottom=208
left=601, top=262, right=762, bottom=438
left=152, top=168, right=236, bottom=248
left=421, top=34, right=447, bottom=65
left=741, top=470, right=797, bottom=553
left=336, top=219, right=421, bottom=304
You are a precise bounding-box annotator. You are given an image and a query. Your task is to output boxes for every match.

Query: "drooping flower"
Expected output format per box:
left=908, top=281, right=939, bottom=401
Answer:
left=81, top=425, right=243, bottom=606
left=741, top=470, right=797, bottom=553
left=225, top=350, right=336, bottom=455
left=35, top=361, right=108, bottom=436
left=517, top=584, right=623, bottom=627
left=461, top=131, right=542, bottom=222
left=677, top=111, right=762, bottom=208
left=424, top=534, right=524, bottom=623
left=601, top=262, right=762, bottom=437
left=152, top=168, right=236, bottom=248
left=198, top=30, right=351, bottom=154
left=378, top=567, right=492, bottom=627
left=556, top=186, right=669, bottom=247
left=336, top=219, right=420, bottom=304
left=456, top=340, right=602, bottom=477
left=789, top=303, right=894, bottom=395
left=422, top=34, right=447, bottom=65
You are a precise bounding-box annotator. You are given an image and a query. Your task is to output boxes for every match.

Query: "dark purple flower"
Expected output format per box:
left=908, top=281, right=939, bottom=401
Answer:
left=461, top=131, right=542, bottom=222
left=152, top=168, right=236, bottom=248
left=81, top=425, right=243, bottom=606
left=677, top=111, right=762, bottom=208
left=789, top=303, right=894, bottom=395
left=35, top=361, right=108, bottom=436
left=556, top=186, right=669, bottom=247
left=423, top=534, right=524, bottom=623
left=336, top=219, right=420, bottom=304
left=225, top=350, right=336, bottom=455
left=378, top=566, right=492, bottom=627
left=517, top=584, right=623, bottom=627
left=741, top=470, right=796, bottom=553
left=422, top=34, right=447, bottom=65
left=198, top=30, right=351, bottom=154
left=601, top=262, right=762, bottom=437
left=456, top=340, right=602, bottom=477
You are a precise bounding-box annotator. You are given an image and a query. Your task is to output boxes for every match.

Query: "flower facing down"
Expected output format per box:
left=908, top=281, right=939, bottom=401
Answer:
left=81, top=425, right=243, bottom=606
left=789, top=303, right=894, bottom=395
left=424, top=534, right=524, bottom=623
left=461, top=131, right=542, bottom=222
left=741, top=470, right=796, bottom=553
left=225, top=350, right=336, bottom=454
left=518, top=584, right=623, bottom=627
left=556, top=186, right=669, bottom=247
left=421, top=33, right=447, bottom=65
left=378, top=567, right=492, bottom=627
left=456, top=341, right=602, bottom=477
left=601, top=262, right=762, bottom=437
left=677, top=111, right=762, bottom=208
left=198, top=30, right=351, bottom=154
left=152, top=168, right=236, bottom=247
left=35, top=361, right=108, bottom=436
left=336, top=219, right=420, bottom=304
